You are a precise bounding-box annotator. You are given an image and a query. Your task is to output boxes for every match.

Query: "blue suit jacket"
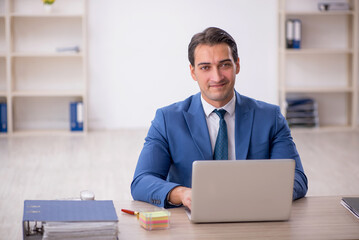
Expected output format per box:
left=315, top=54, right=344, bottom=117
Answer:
left=131, top=91, right=308, bottom=208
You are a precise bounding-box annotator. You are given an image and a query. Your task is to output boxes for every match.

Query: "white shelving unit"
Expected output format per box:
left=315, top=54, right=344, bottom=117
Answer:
left=0, top=0, right=7, bottom=123
left=0, top=0, right=87, bottom=135
left=278, top=0, right=358, bottom=130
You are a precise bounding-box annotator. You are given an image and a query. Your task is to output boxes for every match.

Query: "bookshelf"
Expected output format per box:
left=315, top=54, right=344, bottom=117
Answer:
left=0, top=54, right=5, bottom=95
left=278, top=0, right=358, bottom=130
left=0, top=4, right=5, bottom=93
left=0, top=0, right=87, bottom=135
left=0, top=2, right=6, bottom=135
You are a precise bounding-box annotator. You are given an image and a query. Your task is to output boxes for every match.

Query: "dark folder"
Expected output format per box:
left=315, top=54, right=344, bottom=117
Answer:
left=341, top=197, right=359, bottom=219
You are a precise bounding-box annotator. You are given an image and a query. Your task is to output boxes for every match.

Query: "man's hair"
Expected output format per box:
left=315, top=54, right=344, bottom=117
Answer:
left=188, top=27, right=238, bottom=66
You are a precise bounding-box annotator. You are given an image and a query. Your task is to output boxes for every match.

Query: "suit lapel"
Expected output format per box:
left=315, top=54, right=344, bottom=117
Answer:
left=235, top=91, right=253, bottom=159
left=183, top=93, right=213, bottom=160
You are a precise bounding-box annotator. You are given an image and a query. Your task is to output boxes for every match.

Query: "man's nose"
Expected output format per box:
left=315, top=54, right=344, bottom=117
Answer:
left=210, top=68, right=223, bottom=82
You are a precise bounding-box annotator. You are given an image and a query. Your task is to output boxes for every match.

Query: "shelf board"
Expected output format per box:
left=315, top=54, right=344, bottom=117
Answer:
left=0, top=91, right=7, bottom=97
left=283, top=49, right=353, bottom=55
left=285, top=87, right=353, bottom=93
left=10, top=13, right=83, bottom=18
left=12, top=52, right=82, bottom=58
left=0, top=133, right=9, bottom=137
left=291, top=125, right=355, bottom=133
left=12, top=91, right=84, bottom=97
left=11, top=129, right=86, bottom=137
left=284, top=10, right=354, bottom=16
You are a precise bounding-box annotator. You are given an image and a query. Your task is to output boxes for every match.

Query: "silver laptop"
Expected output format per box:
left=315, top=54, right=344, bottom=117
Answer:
left=186, top=159, right=295, bottom=223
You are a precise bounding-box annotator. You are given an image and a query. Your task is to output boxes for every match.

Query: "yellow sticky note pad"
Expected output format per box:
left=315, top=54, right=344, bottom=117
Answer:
left=138, top=211, right=170, bottom=230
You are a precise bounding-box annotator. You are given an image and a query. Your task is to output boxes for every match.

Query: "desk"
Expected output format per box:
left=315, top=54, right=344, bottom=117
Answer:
left=116, top=196, right=359, bottom=240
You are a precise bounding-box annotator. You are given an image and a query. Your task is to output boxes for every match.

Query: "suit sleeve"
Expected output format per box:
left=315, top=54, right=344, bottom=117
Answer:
left=131, top=109, right=181, bottom=208
left=270, top=107, right=308, bottom=200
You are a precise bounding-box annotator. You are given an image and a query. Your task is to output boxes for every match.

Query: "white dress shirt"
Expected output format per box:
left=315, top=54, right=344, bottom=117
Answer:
left=201, top=93, right=236, bottom=160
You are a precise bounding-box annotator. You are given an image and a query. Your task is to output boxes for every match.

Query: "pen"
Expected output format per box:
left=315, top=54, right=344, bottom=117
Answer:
left=121, top=209, right=139, bottom=216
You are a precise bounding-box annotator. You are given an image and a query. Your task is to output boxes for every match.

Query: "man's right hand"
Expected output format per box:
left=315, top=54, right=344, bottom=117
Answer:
left=169, top=186, right=192, bottom=210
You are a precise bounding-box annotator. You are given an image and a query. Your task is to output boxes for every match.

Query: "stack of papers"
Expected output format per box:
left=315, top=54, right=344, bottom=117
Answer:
left=138, top=211, right=170, bottom=230
left=43, top=222, right=118, bottom=240
left=286, top=98, right=319, bottom=128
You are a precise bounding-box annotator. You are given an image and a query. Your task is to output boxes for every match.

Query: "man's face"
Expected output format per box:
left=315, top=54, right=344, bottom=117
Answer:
left=190, top=43, right=240, bottom=108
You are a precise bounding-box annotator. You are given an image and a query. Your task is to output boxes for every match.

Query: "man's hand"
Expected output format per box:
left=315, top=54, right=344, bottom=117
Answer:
left=169, top=186, right=192, bottom=210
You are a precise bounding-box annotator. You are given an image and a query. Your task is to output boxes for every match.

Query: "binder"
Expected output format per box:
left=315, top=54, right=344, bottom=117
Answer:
left=23, top=200, right=118, bottom=239
left=70, top=102, right=84, bottom=131
left=286, top=19, right=294, bottom=49
left=293, top=19, right=301, bottom=49
left=341, top=197, right=359, bottom=219
left=0, top=103, right=7, bottom=133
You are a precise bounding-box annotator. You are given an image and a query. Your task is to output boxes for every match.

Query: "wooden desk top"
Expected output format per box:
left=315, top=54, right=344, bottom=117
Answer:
left=115, top=196, right=359, bottom=240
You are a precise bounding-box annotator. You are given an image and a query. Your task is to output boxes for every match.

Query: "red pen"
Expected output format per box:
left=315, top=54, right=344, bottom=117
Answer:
left=121, top=209, right=139, bottom=216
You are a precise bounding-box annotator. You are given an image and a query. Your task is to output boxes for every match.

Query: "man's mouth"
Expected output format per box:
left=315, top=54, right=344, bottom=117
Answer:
left=210, top=82, right=227, bottom=88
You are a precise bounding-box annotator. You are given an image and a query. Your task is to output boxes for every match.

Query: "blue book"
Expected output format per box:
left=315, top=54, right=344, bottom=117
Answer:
left=23, top=200, right=118, bottom=239
left=0, top=103, right=7, bottom=133
left=70, top=102, right=84, bottom=131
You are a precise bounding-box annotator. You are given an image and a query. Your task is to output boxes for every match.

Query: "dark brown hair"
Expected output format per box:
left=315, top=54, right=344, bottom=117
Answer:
left=188, top=27, right=238, bottom=66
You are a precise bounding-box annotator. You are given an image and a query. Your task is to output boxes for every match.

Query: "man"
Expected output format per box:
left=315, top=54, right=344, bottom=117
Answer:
left=131, top=27, right=308, bottom=210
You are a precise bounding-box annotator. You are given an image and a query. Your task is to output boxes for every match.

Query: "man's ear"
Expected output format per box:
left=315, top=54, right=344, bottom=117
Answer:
left=235, top=57, right=240, bottom=74
left=190, top=64, right=197, bottom=81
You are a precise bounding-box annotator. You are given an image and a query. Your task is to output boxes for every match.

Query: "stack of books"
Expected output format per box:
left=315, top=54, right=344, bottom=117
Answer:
left=318, top=2, right=350, bottom=11
left=286, top=98, right=319, bottom=128
left=23, top=200, right=118, bottom=240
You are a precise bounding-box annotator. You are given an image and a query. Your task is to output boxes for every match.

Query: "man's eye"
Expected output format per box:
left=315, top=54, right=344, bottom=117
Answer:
left=220, top=63, right=231, bottom=68
left=200, top=66, right=210, bottom=70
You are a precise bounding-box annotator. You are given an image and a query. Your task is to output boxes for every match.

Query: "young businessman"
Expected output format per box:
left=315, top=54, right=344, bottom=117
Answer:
left=131, top=27, right=308, bottom=210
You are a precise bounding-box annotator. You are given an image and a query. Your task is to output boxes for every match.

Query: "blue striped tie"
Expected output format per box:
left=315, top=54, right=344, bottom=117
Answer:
left=213, top=109, right=228, bottom=160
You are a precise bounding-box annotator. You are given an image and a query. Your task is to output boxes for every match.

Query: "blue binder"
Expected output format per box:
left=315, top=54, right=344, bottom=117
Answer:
left=70, top=102, right=84, bottom=131
left=293, top=19, right=301, bottom=49
left=23, top=200, right=118, bottom=239
left=0, top=103, right=7, bottom=133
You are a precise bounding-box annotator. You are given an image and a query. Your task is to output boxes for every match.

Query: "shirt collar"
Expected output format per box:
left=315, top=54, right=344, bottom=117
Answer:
left=201, top=92, right=236, bottom=117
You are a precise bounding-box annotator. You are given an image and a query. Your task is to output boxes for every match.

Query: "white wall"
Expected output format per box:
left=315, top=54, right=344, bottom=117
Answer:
left=88, top=0, right=278, bottom=129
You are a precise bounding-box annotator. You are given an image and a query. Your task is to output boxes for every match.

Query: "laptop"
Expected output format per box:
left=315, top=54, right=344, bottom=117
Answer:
left=186, top=159, right=295, bottom=223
